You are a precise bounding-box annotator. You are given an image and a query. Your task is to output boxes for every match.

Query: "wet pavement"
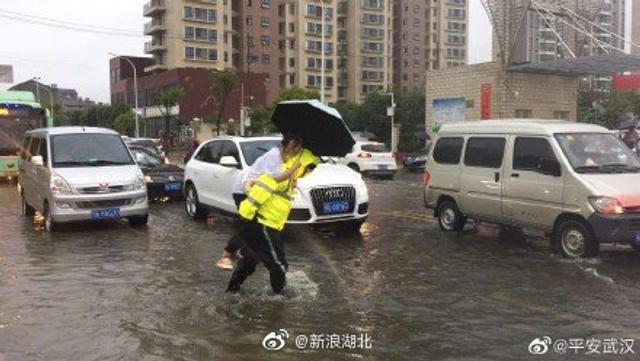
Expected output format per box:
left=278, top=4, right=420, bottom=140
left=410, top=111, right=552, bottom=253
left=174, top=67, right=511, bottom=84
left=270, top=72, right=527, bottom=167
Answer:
left=3, top=172, right=640, bottom=360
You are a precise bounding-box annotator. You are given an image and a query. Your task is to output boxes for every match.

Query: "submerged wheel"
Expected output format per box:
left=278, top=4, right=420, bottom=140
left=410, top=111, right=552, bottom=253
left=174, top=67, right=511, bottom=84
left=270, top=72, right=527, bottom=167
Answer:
left=556, top=220, right=599, bottom=258
left=437, top=200, right=466, bottom=232
left=43, top=202, right=58, bottom=232
left=185, top=184, right=206, bottom=220
left=129, top=215, right=149, bottom=227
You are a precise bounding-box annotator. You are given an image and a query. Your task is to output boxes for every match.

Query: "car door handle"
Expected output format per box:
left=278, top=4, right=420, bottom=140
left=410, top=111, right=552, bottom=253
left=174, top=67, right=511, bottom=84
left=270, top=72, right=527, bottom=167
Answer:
left=511, top=173, right=520, bottom=178
left=494, top=172, right=500, bottom=182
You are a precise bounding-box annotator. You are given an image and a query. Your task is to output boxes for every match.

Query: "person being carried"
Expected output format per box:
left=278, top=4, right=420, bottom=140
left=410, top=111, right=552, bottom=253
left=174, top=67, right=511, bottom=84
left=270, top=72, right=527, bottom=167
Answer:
left=215, top=135, right=316, bottom=270
left=226, top=135, right=316, bottom=294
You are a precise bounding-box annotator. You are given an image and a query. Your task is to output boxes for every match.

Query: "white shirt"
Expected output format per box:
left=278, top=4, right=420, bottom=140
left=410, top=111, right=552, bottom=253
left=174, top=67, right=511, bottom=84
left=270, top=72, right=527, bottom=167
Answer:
left=232, top=147, right=283, bottom=194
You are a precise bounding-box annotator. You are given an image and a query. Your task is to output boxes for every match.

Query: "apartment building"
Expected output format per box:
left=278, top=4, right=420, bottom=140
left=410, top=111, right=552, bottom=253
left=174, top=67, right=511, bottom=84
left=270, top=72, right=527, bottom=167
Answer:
left=393, top=0, right=468, bottom=91
left=143, top=0, right=234, bottom=72
left=337, top=0, right=393, bottom=102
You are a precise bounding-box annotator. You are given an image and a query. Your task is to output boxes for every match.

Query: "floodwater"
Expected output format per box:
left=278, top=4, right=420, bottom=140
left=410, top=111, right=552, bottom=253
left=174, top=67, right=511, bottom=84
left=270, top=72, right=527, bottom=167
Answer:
left=3, top=173, right=640, bottom=360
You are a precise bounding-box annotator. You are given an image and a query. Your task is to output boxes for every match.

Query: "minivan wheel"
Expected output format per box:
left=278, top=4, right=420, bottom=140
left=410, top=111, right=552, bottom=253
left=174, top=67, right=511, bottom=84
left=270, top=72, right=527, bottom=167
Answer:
left=438, top=200, right=466, bottom=232
left=21, top=192, right=34, bottom=216
left=343, top=219, right=365, bottom=234
left=185, top=184, right=206, bottom=220
left=347, top=163, right=360, bottom=173
left=43, top=203, right=57, bottom=232
left=557, top=220, right=599, bottom=258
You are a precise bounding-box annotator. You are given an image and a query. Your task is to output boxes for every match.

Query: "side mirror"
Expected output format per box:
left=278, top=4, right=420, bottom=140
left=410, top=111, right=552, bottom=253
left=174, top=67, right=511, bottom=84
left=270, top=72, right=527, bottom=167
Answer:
left=220, top=156, right=240, bottom=168
left=31, top=155, right=44, bottom=166
left=539, top=157, right=561, bottom=177
left=135, top=153, right=145, bottom=163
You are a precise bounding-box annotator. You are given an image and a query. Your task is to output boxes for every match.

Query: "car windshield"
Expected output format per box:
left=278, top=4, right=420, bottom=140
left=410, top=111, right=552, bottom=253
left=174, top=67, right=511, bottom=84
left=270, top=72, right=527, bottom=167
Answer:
left=52, top=133, right=134, bottom=168
left=555, top=133, right=640, bottom=173
left=240, top=140, right=280, bottom=166
left=361, top=143, right=389, bottom=153
left=131, top=148, right=162, bottom=168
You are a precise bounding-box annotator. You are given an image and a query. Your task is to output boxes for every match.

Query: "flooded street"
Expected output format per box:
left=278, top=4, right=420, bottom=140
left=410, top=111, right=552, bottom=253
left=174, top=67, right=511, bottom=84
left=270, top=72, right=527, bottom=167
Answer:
left=3, top=172, right=640, bottom=360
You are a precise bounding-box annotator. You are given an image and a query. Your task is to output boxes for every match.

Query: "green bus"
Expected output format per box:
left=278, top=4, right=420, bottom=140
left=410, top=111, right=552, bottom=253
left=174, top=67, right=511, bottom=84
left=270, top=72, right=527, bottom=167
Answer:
left=0, top=90, right=54, bottom=180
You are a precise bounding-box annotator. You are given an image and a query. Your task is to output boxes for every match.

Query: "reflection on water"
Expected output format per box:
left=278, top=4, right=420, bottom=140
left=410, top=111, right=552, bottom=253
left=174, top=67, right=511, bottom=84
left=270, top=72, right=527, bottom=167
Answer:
left=3, top=174, right=640, bottom=360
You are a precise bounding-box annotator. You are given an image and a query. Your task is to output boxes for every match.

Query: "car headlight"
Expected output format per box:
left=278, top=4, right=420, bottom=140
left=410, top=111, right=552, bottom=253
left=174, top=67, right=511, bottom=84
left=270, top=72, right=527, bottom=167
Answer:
left=135, top=174, right=146, bottom=190
left=589, top=196, right=624, bottom=215
left=144, top=175, right=153, bottom=184
left=50, top=173, right=72, bottom=194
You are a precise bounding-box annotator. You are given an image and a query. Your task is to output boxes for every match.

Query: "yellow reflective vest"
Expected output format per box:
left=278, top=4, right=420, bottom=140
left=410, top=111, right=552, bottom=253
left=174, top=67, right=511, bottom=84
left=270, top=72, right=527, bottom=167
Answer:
left=238, top=148, right=318, bottom=231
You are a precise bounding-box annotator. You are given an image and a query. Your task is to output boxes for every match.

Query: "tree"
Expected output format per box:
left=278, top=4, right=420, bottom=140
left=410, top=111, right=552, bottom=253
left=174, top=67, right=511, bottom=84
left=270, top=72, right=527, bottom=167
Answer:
left=157, top=87, right=184, bottom=148
left=114, top=110, right=136, bottom=136
left=275, top=87, right=320, bottom=103
left=210, top=71, right=239, bottom=135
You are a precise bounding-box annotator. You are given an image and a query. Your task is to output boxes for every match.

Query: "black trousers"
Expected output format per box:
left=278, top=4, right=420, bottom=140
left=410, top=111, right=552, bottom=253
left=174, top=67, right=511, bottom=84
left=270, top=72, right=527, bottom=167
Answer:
left=224, top=193, right=248, bottom=254
left=227, top=218, right=288, bottom=294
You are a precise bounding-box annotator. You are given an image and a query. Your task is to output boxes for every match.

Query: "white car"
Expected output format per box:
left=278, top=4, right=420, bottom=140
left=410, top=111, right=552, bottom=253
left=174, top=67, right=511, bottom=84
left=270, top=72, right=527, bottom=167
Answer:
left=339, top=141, right=397, bottom=179
left=19, top=127, right=149, bottom=232
left=183, top=136, right=369, bottom=230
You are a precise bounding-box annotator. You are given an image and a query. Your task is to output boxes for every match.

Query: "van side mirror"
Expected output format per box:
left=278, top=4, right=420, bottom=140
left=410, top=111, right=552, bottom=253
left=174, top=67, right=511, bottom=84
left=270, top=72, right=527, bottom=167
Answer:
left=539, top=157, right=561, bottom=177
left=31, top=155, right=44, bottom=166
left=220, top=156, right=240, bottom=169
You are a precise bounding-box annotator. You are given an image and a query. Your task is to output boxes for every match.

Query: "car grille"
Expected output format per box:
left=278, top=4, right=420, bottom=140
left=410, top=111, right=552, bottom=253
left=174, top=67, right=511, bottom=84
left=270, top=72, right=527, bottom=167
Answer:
left=78, top=185, right=127, bottom=194
left=309, top=186, right=355, bottom=216
left=624, top=206, right=640, bottom=214
left=74, top=199, right=132, bottom=209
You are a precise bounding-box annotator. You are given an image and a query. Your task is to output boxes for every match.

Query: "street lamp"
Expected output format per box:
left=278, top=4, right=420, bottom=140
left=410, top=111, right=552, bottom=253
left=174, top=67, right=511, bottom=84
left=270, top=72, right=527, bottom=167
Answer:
left=109, top=52, right=140, bottom=138
left=378, top=90, right=396, bottom=153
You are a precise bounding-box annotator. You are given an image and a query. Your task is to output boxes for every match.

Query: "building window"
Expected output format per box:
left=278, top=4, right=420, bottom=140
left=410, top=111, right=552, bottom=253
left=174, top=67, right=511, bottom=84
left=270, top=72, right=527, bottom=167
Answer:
left=446, top=8, right=465, bottom=18
left=246, top=15, right=253, bottom=26
left=185, top=46, right=195, bottom=59
left=184, top=6, right=194, bottom=19
left=261, top=0, right=270, bottom=8
left=208, top=49, right=218, bottom=61
left=515, top=109, right=533, bottom=118
left=262, top=54, right=271, bottom=64
left=208, top=9, right=217, bottom=22
left=261, top=16, right=270, bottom=27
left=553, top=111, right=570, bottom=120
left=185, top=26, right=195, bottom=39
left=261, top=35, right=271, bottom=46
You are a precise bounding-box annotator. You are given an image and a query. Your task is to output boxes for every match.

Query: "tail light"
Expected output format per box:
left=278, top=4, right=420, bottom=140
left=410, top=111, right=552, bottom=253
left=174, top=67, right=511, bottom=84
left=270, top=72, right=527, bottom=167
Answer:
left=422, top=170, right=431, bottom=186
left=357, top=152, right=372, bottom=158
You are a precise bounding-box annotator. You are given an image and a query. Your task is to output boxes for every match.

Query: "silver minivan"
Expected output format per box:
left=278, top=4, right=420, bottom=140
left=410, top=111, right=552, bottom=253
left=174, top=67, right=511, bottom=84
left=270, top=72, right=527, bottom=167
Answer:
left=19, top=127, right=149, bottom=232
left=424, top=119, right=640, bottom=258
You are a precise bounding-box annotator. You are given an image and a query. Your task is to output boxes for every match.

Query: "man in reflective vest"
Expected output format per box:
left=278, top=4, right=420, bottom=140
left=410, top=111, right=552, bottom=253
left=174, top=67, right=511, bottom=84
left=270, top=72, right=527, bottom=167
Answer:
left=227, top=135, right=318, bottom=294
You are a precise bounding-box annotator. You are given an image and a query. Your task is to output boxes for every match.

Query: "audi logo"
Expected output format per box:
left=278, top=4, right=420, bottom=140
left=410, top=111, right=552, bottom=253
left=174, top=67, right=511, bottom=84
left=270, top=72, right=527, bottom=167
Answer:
left=324, top=189, right=344, bottom=198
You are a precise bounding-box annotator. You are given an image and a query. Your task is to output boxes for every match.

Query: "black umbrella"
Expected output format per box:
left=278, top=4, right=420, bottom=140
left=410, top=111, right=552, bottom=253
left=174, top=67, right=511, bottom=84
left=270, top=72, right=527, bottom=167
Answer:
left=271, top=100, right=355, bottom=157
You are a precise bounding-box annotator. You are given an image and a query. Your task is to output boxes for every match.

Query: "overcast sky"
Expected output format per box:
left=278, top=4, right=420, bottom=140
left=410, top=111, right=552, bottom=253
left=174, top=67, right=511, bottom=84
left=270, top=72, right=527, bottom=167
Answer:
left=0, top=0, right=494, bottom=103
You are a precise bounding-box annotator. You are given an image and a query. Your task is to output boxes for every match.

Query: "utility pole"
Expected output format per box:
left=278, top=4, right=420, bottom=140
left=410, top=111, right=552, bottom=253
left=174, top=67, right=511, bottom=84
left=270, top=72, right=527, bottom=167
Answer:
left=379, top=90, right=396, bottom=153
left=109, top=53, right=140, bottom=138
left=320, top=1, right=326, bottom=104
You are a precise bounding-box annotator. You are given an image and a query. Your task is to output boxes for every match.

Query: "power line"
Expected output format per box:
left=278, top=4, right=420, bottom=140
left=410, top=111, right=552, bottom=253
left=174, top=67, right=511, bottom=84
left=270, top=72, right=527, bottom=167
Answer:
left=0, top=8, right=140, bottom=34
left=0, top=53, right=102, bottom=69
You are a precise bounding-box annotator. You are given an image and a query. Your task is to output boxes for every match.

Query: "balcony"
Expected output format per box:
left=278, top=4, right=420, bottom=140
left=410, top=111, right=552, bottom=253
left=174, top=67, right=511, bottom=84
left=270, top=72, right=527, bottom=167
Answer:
left=144, top=21, right=166, bottom=35
left=144, top=41, right=166, bottom=53
left=143, top=0, right=166, bottom=16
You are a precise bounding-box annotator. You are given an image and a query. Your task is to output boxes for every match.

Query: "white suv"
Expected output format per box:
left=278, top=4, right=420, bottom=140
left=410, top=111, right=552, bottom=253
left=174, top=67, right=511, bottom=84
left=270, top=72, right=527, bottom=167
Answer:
left=183, top=136, right=369, bottom=230
left=339, top=141, right=397, bottom=179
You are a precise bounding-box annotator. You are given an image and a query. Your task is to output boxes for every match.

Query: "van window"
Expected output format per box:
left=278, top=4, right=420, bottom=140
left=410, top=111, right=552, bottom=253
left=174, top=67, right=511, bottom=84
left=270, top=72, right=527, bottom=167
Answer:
left=39, top=138, right=48, bottom=164
left=361, top=143, right=388, bottom=153
left=464, top=137, right=506, bottom=168
left=51, top=133, right=134, bottom=168
left=513, top=137, right=556, bottom=172
left=221, top=141, right=240, bottom=162
left=29, top=137, right=40, bottom=160
left=433, top=137, right=464, bottom=164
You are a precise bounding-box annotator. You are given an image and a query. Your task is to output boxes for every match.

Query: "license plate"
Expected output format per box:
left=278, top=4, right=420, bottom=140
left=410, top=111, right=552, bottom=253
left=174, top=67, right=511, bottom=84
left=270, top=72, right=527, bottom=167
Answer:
left=91, top=208, right=121, bottom=220
left=164, top=182, right=182, bottom=191
left=323, top=201, right=350, bottom=214
left=378, top=165, right=389, bottom=170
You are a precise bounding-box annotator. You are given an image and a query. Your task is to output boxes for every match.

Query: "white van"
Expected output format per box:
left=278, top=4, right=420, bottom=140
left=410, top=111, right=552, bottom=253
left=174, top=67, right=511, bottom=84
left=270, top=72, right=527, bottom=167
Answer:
left=19, top=127, right=149, bottom=232
left=424, top=119, right=640, bottom=258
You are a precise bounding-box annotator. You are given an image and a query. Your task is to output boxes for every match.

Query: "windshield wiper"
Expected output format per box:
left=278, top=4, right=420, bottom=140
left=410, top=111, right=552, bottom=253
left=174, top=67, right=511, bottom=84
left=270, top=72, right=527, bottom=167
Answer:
left=601, top=163, right=640, bottom=173
left=90, top=160, right=132, bottom=166
left=574, top=165, right=603, bottom=173
left=53, top=161, right=90, bottom=167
